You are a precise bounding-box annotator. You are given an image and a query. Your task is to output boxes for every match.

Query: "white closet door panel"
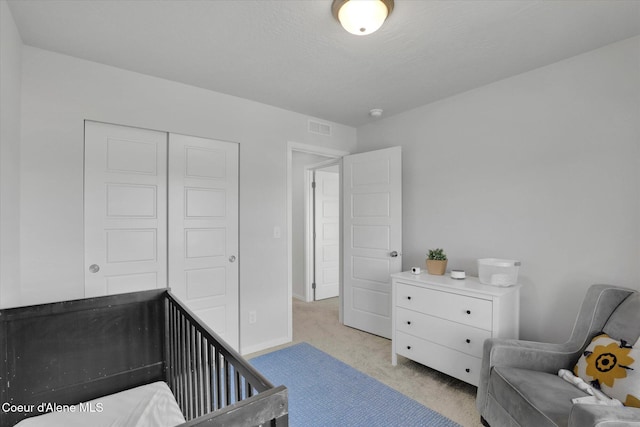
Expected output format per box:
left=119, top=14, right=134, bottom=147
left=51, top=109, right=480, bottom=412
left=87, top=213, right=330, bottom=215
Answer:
left=169, top=134, right=239, bottom=351
left=84, top=121, right=168, bottom=297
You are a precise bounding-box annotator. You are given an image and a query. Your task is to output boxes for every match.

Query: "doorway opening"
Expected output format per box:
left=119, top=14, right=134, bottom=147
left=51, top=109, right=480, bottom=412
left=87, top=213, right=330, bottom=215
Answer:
left=288, top=143, right=402, bottom=343
left=286, top=142, right=349, bottom=343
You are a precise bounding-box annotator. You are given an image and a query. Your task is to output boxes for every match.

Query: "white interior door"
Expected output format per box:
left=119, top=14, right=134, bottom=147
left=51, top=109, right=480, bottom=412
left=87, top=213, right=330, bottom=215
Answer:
left=84, top=121, right=168, bottom=297
left=314, top=167, right=340, bottom=300
left=168, top=134, right=239, bottom=350
left=343, top=146, right=402, bottom=339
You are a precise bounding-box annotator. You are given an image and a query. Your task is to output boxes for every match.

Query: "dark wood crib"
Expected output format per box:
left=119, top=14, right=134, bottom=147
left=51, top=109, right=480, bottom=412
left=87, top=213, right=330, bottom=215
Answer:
left=0, top=289, right=288, bottom=426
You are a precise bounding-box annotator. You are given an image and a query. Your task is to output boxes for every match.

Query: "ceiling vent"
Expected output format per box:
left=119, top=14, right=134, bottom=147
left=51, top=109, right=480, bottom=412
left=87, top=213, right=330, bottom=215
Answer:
left=308, top=120, right=332, bottom=137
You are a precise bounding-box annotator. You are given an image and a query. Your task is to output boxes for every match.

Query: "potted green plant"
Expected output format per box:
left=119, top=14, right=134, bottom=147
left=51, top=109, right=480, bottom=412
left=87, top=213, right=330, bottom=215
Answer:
left=426, top=248, right=448, bottom=275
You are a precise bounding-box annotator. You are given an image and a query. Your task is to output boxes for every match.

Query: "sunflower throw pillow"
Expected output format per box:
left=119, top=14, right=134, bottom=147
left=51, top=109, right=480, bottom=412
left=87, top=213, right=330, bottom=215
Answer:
left=573, top=333, right=640, bottom=407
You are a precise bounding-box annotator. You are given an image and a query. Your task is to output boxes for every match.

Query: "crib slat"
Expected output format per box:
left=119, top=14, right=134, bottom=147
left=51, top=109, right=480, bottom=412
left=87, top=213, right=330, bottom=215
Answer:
left=224, top=358, right=231, bottom=406
left=215, top=348, right=222, bottom=410
left=194, top=326, right=201, bottom=417
left=235, top=368, right=241, bottom=403
left=189, top=324, right=195, bottom=418
left=198, top=331, right=205, bottom=416
left=184, top=317, right=189, bottom=419
left=175, top=311, right=182, bottom=413
left=183, top=313, right=191, bottom=419
left=206, top=344, right=213, bottom=413
left=169, top=306, right=174, bottom=402
left=188, top=323, right=193, bottom=416
left=168, top=304, right=174, bottom=394
left=178, top=308, right=185, bottom=413
left=173, top=305, right=180, bottom=406
left=189, top=324, right=198, bottom=417
left=175, top=307, right=183, bottom=411
left=171, top=305, right=178, bottom=408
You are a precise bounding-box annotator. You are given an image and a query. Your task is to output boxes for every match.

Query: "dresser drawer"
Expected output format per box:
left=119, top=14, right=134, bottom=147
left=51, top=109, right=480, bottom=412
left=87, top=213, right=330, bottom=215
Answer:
left=396, top=282, right=493, bottom=330
left=395, top=331, right=482, bottom=386
left=396, top=307, right=490, bottom=357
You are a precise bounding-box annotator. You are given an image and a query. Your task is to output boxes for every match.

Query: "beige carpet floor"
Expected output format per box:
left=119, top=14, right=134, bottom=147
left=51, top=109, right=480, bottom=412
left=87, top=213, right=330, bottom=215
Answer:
left=247, top=297, right=483, bottom=427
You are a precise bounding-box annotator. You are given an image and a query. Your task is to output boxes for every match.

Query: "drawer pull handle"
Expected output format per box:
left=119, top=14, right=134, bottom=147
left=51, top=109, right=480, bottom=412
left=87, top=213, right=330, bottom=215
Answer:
left=407, top=296, right=412, bottom=300
left=465, top=368, right=470, bottom=373
left=466, top=310, right=471, bottom=315
left=407, top=346, right=412, bottom=350
left=407, top=321, right=412, bottom=325
left=466, top=339, right=471, bottom=344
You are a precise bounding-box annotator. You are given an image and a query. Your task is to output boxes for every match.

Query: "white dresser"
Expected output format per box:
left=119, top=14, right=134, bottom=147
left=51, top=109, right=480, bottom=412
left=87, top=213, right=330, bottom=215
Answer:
left=391, top=271, right=520, bottom=386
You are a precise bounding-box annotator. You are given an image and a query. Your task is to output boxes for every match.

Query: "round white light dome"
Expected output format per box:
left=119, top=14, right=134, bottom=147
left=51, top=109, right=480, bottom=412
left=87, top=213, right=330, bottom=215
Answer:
left=337, top=0, right=390, bottom=36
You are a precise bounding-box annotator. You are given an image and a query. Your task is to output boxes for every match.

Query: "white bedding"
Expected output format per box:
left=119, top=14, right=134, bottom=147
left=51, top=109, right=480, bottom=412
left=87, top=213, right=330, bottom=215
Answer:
left=16, top=381, right=186, bottom=427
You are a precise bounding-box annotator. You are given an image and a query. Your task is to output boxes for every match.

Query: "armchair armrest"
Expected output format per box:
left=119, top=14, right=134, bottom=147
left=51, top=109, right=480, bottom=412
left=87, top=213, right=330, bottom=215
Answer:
left=568, top=403, right=640, bottom=426
left=483, top=338, right=581, bottom=374
left=476, top=337, right=582, bottom=413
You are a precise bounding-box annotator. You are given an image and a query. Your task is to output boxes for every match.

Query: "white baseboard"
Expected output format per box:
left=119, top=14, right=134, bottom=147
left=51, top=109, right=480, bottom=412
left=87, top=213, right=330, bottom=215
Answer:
left=241, top=336, right=291, bottom=357
left=293, top=292, right=312, bottom=302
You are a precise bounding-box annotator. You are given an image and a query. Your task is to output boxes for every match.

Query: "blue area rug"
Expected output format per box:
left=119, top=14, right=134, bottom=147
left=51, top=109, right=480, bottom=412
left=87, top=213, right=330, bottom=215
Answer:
left=250, top=343, right=461, bottom=427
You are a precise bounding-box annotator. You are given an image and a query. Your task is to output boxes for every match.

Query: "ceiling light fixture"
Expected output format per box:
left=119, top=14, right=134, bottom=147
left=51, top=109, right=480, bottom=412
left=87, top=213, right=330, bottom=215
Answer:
left=332, top=0, right=394, bottom=36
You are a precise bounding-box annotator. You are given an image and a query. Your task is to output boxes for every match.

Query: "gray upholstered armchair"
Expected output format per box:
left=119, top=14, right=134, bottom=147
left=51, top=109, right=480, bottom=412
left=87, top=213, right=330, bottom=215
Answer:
left=476, top=284, right=640, bottom=427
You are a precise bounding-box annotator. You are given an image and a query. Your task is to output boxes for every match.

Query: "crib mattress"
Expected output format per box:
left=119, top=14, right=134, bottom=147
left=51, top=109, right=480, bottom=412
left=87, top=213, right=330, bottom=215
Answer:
left=15, top=381, right=186, bottom=427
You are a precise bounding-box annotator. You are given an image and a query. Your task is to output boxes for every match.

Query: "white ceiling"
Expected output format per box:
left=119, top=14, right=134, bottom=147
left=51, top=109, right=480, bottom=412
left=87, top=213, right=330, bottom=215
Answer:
left=7, top=0, right=640, bottom=127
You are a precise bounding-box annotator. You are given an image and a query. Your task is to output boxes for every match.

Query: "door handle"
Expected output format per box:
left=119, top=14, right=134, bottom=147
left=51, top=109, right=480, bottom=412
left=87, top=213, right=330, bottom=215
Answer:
left=390, top=251, right=399, bottom=258
left=229, top=255, right=236, bottom=263
left=89, top=264, right=100, bottom=273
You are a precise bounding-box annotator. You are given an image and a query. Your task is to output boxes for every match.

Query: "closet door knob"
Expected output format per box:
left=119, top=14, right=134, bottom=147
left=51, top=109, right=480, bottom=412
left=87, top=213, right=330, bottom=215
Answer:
left=406, top=321, right=412, bottom=325
left=406, top=346, right=412, bottom=350
left=407, top=296, right=412, bottom=300
left=466, top=339, right=471, bottom=344
left=465, top=368, right=471, bottom=373
left=466, top=310, right=471, bottom=315
left=229, top=255, right=236, bottom=263
left=89, top=264, right=100, bottom=273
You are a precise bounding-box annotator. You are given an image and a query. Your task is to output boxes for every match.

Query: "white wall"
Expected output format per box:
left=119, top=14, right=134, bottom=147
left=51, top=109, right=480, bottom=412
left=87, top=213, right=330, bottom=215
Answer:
left=19, top=46, right=356, bottom=353
left=0, top=1, right=22, bottom=308
left=357, top=36, right=640, bottom=343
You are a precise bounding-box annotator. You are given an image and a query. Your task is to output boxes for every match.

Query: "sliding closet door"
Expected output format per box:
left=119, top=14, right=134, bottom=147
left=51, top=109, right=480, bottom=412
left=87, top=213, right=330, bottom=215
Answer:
left=168, top=134, right=239, bottom=350
left=85, top=122, right=239, bottom=350
left=84, top=121, right=168, bottom=297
